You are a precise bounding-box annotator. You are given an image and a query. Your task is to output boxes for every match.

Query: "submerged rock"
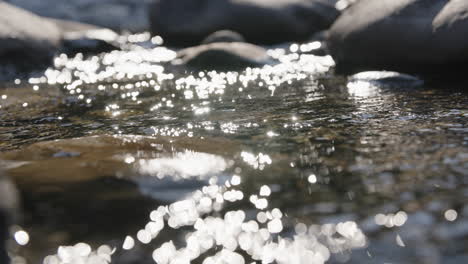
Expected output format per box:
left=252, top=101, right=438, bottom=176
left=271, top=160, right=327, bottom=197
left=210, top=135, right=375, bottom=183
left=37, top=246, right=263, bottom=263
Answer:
left=0, top=135, right=237, bottom=261
left=0, top=2, right=61, bottom=65
left=0, top=133, right=237, bottom=204
left=149, top=0, right=339, bottom=46
left=327, top=0, right=468, bottom=74
left=0, top=135, right=235, bottom=189
left=174, top=42, right=276, bottom=70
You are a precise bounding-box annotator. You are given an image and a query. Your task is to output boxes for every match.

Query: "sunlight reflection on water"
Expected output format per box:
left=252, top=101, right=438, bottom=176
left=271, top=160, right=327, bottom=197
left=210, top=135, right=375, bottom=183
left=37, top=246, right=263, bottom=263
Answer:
left=1, top=32, right=466, bottom=264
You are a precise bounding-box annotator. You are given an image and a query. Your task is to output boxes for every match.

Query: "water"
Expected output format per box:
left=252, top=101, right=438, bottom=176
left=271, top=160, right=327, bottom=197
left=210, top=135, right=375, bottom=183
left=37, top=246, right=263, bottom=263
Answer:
left=0, top=37, right=467, bottom=264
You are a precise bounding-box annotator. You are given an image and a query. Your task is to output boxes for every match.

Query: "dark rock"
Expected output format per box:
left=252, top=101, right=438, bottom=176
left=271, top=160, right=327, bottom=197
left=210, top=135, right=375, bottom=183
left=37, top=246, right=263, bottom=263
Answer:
left=201, top=30, right=246, bottom=44
left=327, top=0, right=468, bottom=74
left=308, top=30, right=328, bottom=42
left=0, top=2, right=61, bottom=65
left=149, top=0, right=340, bottom=46
left=173, top=42, right=276, bottom=70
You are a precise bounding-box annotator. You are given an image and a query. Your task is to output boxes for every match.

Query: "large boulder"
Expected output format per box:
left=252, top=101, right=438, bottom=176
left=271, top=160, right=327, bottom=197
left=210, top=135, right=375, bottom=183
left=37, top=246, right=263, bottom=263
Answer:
left=5, top=0, right=152, bottom=32
left=0, top=3, right=120, bottom=71
left=327, top=0, right=468, bottom=74
left=0, top=2, right=61, bottom=65
left=149, top=0, right=340, bottom=46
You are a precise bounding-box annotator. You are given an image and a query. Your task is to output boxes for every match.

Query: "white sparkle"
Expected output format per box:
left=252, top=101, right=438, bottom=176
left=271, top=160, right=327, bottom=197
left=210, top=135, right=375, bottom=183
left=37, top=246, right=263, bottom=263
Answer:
left=444, top=209, right=458, bottom=221
left=308, top=174, right=317, bottom=184
left=14, top=230, right=29, bottom=246
left=122, top=236, right=135, bottom=250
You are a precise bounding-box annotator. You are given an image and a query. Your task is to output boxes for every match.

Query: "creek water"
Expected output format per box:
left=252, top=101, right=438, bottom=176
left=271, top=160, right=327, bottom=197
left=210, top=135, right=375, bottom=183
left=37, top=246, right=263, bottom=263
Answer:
left=0, top=36, right=467, bottom=264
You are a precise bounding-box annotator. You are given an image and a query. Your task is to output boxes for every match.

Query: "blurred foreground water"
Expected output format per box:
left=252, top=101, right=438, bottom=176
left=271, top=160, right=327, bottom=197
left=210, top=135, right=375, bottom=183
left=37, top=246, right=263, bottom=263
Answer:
left=0, top=35, right=467, bottom=264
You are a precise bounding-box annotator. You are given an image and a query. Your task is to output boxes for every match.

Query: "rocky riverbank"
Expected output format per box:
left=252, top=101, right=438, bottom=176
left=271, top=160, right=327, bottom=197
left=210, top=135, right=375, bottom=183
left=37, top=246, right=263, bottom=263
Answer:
left=2, top=0, right=468, bottom=76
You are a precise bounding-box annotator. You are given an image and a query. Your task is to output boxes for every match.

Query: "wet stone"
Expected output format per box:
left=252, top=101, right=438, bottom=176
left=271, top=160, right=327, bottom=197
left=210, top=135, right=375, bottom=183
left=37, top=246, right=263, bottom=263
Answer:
left=7, top=0, right=152, bottom=32
left=328, top=0, right=468, bottom=75
left=0, top=2, right=61, bottom=66
left=0, top=134, right=238, bottom=262
left=149, top=0, right=340, bottom=46
left=349, top=71, right=424, bottom=88
left=60, top=28, right=121, bottom=55
left=201, top=30, right=246, bottom=45
left=173, top=42, right=277, bottom=70
left=0, top=134, right=236, bottom=187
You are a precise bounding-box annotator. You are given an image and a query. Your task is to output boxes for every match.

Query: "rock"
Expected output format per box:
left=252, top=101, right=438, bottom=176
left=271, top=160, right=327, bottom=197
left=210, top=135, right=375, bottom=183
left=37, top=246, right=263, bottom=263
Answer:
left=173, top=42, right=276, bottom=70
left=0, top=3, right=120, bottom=71
left=327, top=0, right=468, bottom=74
left=48, top=17, right=99, bottom=33
left=46, top=18, right=121, bottom=55
left=59, top=26, right=121, bottom=55
left=6, top=0, right=152, bottom=32
left=0, top=2, right=61, bottom=65
left=433, top=220, right=468, bottom=241
left=333, top=0, right=359, bottom=11
left=349, top=71, right=424, bottom=87
left=0, top=135, right=234, bottom=189
left=201, top=30, right=246, bottom=44
left=0, top=135, right=237, bottom=262
left=149, top=0, right=340, bottom=46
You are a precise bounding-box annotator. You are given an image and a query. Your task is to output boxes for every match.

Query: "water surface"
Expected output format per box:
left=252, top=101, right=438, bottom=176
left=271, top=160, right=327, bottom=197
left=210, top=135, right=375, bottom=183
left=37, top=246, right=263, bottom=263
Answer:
left=0, top=38, right=467, bottom=264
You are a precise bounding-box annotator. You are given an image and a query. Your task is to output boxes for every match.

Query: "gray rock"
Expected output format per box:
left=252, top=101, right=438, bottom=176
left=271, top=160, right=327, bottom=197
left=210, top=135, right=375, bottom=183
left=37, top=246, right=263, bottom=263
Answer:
left=173, top=42, right=276, bottom=70
left=48, top=18, right=121, bottom=54
left=201, top=30, right=246, bottom=44
left=0, top=3, right=120, bottom=68
left=5, top=0, right=152, bottom=32
left=48, top=17, right=99, bottom=33
left=433, top=220, right=468, bottom=241
left=60, top=26, right=121, bottom=55
left=0, top=2, right=61, bottom=65
left=333, top=0, right=359, bottom=11
left=149, top=0, right=340, bottom=46
left=327, top=0, right=468, bottom=74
